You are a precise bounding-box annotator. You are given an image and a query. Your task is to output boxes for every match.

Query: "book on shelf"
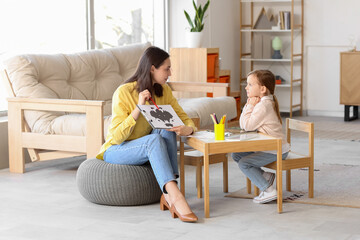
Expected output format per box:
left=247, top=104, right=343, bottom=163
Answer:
left=279, top=11, right=291, bottom=30
left=284, top=11, right=291, bottom=30
left=279, top=11, right=284, bottom=30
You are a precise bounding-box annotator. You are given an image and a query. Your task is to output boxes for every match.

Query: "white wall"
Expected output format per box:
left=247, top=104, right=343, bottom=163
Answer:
left=169, top=0, right=359, bottom=117
left=304, top=0, right=358, bottom=117
left=168, top=0, right=240, bottom=92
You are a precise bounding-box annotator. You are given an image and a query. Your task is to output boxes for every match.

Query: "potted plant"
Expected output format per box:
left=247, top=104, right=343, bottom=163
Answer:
left=184, top=0, right=210, bottom=48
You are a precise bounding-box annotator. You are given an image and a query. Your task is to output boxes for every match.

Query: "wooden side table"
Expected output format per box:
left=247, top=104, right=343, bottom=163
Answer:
left=340, top=51, right=360, bottom=121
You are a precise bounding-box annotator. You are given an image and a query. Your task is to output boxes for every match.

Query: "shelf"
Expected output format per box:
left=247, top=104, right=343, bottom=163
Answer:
left=241, top=0, right=292, bottom=2
left=240, top=57, right=302, bottom=62
left=241, top=29, right=301, bottom=33
left=240, top=0, right=304, bottom=117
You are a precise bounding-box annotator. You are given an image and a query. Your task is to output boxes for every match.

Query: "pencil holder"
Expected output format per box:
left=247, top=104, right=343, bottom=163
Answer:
left=214, top=124, right=225, bottom=140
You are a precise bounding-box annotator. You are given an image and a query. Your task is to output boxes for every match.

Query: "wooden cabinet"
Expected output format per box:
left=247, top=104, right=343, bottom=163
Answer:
left=340, top=51, right=360, bottom=121
left=240, top=0, right=304, bottom=117
left=170, top=48, right=219, bottom=98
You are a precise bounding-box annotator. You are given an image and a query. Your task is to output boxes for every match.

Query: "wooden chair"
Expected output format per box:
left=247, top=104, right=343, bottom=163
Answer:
left=181, top=118, right=228, bottom=198
left=247, top=118, right=314, bottom=201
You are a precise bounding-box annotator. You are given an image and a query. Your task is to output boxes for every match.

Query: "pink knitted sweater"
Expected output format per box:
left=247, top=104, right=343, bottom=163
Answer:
left=240, top=95, right=290, bottom=154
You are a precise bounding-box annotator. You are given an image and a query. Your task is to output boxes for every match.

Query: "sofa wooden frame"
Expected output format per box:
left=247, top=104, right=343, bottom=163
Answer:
left=2, top=68, right=229, bottom=173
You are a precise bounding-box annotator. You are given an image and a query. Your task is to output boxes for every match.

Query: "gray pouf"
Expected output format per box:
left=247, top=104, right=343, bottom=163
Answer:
left=76, top=158, right=162, bottom=206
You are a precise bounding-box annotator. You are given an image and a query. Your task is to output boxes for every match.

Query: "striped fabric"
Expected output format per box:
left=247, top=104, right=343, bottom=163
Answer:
left=76, top=158, right=162, bottom=206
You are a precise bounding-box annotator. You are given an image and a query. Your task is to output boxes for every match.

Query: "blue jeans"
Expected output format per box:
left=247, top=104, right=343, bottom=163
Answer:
left=104, top=129, right=178, bottom=193
left=231, top=151, right=289, bottom=192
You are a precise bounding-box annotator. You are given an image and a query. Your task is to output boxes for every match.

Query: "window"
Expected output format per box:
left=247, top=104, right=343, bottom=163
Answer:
left=93, top=0, right=154, bottom=49
left=0, top=0, right=166, bottom=112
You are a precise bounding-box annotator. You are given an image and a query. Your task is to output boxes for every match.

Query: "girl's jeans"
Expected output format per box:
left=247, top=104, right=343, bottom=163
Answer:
left=231, top=151, right=289, bottom=192
left=104, top=129, right=178, bottom=192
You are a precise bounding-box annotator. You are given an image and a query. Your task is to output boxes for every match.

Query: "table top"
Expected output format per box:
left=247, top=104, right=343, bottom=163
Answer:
left=184, top=130, right=276, bottom=143
left=181, top=130, right=280, bottom=155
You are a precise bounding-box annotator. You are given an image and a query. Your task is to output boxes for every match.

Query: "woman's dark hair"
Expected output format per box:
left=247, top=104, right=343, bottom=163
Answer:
left=247, top=69, right=282, bottom=124
left=125, top=46, right=169, bottom=97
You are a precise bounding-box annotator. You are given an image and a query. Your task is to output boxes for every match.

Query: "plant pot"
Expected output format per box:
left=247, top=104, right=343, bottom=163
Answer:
left=185, top=32, right=203, bottom=48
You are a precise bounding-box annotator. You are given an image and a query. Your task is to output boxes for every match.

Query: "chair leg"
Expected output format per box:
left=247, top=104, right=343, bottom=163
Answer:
left=246, top=178, right=252, bottom=194
left=223, top=155, right=228, bottom=193
left=196, top=162, right=202, bottom=198
left=8, top=102, right=25, bottom=173
left=254, top=186, right=260, bottom=196
left=309, top=166, right=314, bottom=198
left=286, top=170, right=291, bottom=191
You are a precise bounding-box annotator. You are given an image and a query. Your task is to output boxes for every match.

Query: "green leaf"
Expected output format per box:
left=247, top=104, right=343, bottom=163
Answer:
left=192, top=0, right=197, bottom=12
left=184, top=10, right=195, bottom=31
left=185, top=0, right=210, bottom=32
left=201, top=1, right=210, bottom=21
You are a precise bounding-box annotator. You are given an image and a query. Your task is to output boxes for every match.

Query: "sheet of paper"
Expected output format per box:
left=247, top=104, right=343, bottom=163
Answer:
left=225, top=133, right=259, bottom=141
left=187, top=131, right=215, bottom=139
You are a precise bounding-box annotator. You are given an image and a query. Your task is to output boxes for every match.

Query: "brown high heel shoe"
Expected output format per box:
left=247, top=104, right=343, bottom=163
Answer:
left=170, top=204, right=198, bottom=223
left=160, top=194, right=170, bottom=211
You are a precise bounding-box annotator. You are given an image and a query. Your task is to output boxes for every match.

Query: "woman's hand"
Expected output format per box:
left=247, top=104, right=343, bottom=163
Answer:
left=247, top=96, right=261, bottom=106
left=138, top=89, right=151, bottom=105
left=132, top=89, right=151, bottom=120
left=168, top=125, right=193, bottom=136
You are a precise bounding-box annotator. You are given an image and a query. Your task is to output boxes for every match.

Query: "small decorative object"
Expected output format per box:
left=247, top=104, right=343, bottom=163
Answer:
left=271, top=13, right=281, bottom=30
left=275, top=75, right=285, bottom=85
left=253, top=7, right=277, bottom=29
left=184, top=0, right=210, bottom=48
left=272, top=36, right=283, bottom=59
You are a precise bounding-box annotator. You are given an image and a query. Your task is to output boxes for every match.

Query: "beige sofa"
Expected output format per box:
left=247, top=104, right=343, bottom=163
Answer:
left=1, top=42, right=236, bottom=173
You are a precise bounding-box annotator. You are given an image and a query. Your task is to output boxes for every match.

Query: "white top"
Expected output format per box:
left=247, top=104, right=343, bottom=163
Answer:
left=240, top=95, right=290, bottom=154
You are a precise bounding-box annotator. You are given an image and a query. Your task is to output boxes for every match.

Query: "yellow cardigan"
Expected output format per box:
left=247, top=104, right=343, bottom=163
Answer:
left=96, top=81, right=196, bottom=160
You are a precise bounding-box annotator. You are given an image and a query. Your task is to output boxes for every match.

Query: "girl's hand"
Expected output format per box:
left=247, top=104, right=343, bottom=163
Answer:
left=247, top=97, right=261, bottom=106
left=138, top=89, right=151, bottom=105
left=168, top=125, right=193, bottom=136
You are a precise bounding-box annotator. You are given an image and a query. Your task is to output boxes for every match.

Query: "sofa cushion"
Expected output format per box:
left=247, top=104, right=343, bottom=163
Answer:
left=4, top=42, right=151, bottom=134
left=178, top=96, right=237, bottom=128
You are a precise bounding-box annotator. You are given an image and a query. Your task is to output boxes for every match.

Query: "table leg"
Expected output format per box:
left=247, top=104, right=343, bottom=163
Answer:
left=204, top=145, right=210, bottom=218
left=180, top=137, right=185, bottom=195
left=276, top=139, right=283, bottom=213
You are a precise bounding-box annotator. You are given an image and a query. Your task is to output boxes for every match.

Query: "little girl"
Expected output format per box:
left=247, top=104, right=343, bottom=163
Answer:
left=232, top=70, right=290, bottom=204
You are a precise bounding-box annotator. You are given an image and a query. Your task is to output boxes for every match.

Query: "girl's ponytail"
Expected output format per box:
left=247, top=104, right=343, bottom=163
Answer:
left=272, top=95, right=282, bottom=124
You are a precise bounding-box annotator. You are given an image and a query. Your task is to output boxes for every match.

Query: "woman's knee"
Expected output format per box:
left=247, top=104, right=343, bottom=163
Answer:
left=147, top=133, right=166, bottom=146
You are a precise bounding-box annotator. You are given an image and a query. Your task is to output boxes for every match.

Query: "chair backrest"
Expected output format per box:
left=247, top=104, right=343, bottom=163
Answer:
left=286, top=118, right=314, bottom=158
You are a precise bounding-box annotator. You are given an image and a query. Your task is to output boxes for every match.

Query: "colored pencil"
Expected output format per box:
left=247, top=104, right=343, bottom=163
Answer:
left=210, top=114, right=217, bottom=124
left=149, top=97, right=159, bottom=109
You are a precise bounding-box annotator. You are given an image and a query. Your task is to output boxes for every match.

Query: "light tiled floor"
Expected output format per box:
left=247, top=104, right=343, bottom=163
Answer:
left=1, top=116, right=360, bottom=240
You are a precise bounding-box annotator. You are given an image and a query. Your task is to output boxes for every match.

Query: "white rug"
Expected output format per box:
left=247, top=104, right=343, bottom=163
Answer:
left=225, top=163, right=360, bottom=208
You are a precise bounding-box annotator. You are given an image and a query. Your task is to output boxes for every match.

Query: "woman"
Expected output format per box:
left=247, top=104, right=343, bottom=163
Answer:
left=96, top=46, right=198, bottom=222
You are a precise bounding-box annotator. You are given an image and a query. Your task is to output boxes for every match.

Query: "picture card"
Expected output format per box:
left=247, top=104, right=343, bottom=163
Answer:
left=137, top=104, right=184, bottom=129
